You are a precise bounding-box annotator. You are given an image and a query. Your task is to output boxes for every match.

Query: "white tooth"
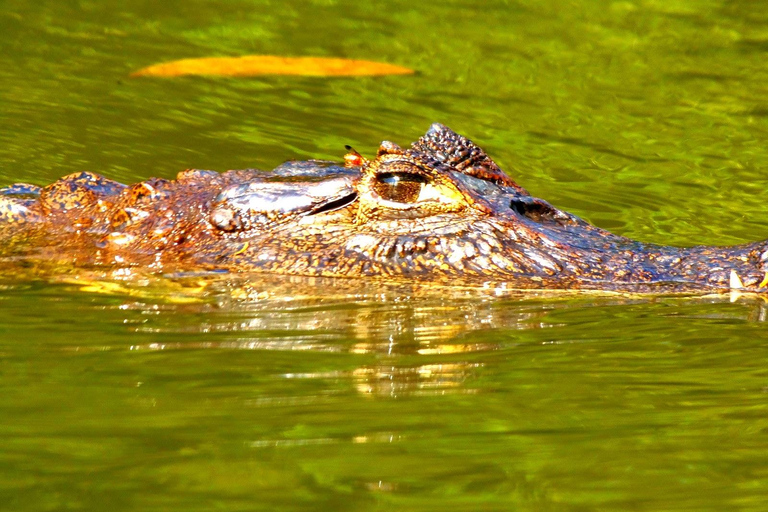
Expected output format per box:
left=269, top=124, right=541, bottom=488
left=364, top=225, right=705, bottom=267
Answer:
left=729, top=270, right=744, bottom=289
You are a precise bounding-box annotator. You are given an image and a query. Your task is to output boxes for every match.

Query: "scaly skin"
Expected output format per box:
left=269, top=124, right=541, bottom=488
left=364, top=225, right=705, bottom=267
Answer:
left=1, top=123, right=767, bottom=293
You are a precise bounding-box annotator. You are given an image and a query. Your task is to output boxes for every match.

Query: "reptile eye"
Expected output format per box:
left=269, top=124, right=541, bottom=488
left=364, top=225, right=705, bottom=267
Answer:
left=373, top=172, right=428, bottom=203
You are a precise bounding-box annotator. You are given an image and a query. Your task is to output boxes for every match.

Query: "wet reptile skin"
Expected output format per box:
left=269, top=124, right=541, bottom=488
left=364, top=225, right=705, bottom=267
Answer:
left=1, top=123, right=767, bottom=293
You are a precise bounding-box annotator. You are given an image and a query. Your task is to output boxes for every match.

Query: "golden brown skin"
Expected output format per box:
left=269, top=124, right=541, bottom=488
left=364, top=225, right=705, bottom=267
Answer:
left=1, top=123, right=767, bottom=293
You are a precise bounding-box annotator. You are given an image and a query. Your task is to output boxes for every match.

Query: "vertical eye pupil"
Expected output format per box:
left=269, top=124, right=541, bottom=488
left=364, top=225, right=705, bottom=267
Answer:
left=373, top=172, right=427, bottom=203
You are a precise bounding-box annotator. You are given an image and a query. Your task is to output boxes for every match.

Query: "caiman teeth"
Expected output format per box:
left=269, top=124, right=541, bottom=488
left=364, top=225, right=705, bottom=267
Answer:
left=729, top=270, right=745, bottom=290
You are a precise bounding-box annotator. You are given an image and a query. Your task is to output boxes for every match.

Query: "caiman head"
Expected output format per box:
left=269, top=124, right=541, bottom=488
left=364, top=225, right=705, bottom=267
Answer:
left=2, top=123, right=767, bottom=292
left=205, top=123, right=768, bottom=292
left=205, top=123, right=594, bottom=284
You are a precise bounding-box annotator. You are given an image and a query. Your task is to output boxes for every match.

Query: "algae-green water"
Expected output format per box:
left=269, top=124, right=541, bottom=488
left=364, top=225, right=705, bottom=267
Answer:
left=2, top=1, right=768, bottom=510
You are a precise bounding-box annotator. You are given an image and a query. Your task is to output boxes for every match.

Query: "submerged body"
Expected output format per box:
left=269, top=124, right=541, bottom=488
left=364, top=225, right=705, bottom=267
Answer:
left=1, top=124, right=767, bottom=293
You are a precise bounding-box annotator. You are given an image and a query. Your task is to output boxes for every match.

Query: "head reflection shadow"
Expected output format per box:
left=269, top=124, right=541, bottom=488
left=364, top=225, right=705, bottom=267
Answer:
left=67, top=273, right=768, bottom=397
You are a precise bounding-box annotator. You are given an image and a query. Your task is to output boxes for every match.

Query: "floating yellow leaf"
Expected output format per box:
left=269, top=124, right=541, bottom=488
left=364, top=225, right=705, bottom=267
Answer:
left=131, top=55, right=415, bottom=77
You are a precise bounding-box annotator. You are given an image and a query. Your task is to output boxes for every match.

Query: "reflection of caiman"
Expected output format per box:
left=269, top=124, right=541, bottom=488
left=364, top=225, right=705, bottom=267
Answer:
left=1, top=123, right=767, bottom=293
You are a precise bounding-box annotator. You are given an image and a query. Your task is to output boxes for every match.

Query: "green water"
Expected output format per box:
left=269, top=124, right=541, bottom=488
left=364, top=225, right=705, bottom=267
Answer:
left=2, top=0, right=768, bottom=509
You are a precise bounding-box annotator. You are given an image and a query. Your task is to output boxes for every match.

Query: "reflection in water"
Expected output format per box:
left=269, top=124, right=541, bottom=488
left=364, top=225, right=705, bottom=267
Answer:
left=351, top=363, right=480, bottom=397
left=26, top=272, right=560, bottom=397
left=39, top=271, right=768, bottom=398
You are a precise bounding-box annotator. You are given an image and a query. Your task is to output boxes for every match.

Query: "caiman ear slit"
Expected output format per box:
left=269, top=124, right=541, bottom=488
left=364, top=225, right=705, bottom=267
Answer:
left=377, top=140, right=403, bottom=157
left=310, top=192, right=358, bottom=215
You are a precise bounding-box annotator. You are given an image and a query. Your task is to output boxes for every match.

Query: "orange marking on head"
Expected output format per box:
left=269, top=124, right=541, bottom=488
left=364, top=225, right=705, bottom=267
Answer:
left=344, top=153, right=363, bottom=167
left=344, top=145, right=365, bottom=168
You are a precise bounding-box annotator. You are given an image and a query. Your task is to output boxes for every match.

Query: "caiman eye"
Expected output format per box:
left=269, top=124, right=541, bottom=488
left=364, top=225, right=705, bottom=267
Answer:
left=373, top=172, right=428, bottom=203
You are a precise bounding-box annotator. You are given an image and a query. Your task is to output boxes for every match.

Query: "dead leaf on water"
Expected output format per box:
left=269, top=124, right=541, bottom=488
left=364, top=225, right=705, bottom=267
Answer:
left=131, top=55, right=415, bottom=78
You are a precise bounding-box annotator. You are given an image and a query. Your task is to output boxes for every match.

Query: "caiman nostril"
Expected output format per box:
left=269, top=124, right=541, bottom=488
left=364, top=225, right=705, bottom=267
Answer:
left=510, top=198, right=552, bottom=222
left=509, top=198, right=576, bottom=225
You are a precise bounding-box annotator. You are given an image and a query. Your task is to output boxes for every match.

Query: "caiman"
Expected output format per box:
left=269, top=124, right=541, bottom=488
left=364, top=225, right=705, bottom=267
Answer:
left=1, top=123, right=767, bottom=294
